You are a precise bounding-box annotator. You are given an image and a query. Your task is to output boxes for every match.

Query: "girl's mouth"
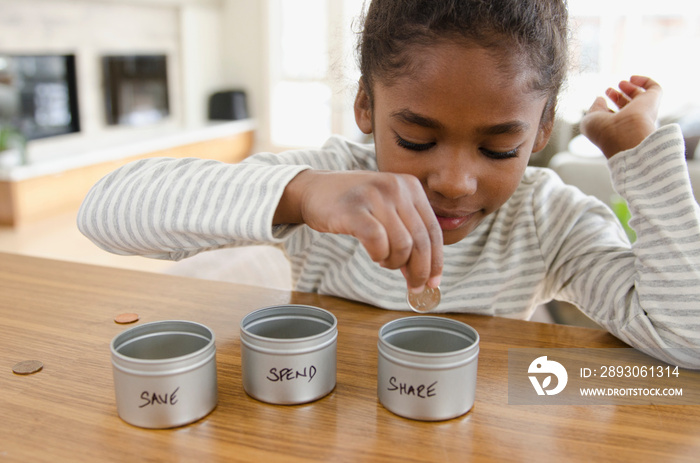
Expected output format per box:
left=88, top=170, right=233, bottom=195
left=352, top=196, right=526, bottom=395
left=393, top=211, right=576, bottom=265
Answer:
left=435, top=213, right=474, bottom=231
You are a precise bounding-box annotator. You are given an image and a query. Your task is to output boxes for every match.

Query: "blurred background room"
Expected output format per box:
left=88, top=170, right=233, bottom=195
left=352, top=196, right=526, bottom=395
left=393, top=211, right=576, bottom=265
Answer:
left=1, top=0, right=699, bottom=325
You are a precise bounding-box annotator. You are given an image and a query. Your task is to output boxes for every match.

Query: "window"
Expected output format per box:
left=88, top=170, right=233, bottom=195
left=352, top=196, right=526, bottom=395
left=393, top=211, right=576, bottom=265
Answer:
left=562, top=0, right=700, bottom=123
left=268, top=0, right=365, bottom=149
left=268, top=0, right=700, bottom=150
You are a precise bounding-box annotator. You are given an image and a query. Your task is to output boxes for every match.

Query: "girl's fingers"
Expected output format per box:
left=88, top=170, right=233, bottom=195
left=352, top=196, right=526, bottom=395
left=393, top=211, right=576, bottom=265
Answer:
left=363, top=193, right=442, bottom=292
left=587, top=96, right=612, bottom=114
left=618, top=80, right=646, bottom=101
left=415, top=197, right=443, bottom=287
left=400, top=208, right=435, bottom=292
left=308, top=171, right=443, bottom=292
left=629, top=75, right=661, bottom=92
left=385, top=198, right=442, bottom=291
left=378, top=208, right=416, bottom=270
left=606, top=87, right=630, bottom=110
left=348, top=211, right=391, bottom=263
left=389, top=176, right=443, bottom=291
left=615, top=76, right=662, bottom=104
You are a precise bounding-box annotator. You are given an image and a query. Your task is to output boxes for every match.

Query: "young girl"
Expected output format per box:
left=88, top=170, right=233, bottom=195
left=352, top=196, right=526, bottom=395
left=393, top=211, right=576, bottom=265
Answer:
left=78, top=0, right=700, bottom=369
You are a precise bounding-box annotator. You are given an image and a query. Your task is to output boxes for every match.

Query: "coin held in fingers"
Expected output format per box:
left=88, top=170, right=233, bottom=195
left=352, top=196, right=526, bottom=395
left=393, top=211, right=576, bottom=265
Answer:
left=407, top=286, right=441, bottom=313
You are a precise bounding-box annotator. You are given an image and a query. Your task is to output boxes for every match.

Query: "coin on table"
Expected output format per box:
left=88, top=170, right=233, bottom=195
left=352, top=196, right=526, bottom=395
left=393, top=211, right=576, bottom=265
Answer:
left=407, top=286, right=441, bottom=313
left=12, top=360, right=44, bottom=375
left=114, top=313, right=140, bottom=324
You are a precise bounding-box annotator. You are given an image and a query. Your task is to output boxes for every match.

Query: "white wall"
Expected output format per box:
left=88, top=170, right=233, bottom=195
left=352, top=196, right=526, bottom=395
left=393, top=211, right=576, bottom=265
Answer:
left=180, top=1, right=228, bottom=128
left=220, top=0, right=268, bottom=152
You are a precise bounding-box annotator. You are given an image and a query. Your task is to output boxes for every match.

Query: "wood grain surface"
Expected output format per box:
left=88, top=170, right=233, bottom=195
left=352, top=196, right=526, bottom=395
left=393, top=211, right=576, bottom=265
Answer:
left=1, top=252, right=698, bottom=462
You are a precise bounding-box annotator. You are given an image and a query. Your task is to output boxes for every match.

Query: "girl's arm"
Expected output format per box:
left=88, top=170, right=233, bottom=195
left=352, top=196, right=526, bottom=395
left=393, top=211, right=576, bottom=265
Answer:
left=78, top=156, right=310, bottom=261
left=552, top=77, right=700, bottom=368
left=274, top=169, right=443, bottom=293
left=78, top=139, right=443, bottom=292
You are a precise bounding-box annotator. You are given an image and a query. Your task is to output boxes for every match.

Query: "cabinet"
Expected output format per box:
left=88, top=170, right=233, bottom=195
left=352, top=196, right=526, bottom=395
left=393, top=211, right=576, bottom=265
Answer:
left=0, top=121, right=255, bottom=226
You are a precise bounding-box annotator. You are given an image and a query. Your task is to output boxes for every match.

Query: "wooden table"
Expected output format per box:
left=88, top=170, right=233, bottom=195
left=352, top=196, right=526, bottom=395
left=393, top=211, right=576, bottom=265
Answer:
left=1, top=252, right=698, bottom=462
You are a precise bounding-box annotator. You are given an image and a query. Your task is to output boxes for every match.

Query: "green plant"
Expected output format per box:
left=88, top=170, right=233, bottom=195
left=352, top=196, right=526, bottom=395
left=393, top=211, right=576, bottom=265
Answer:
left=610, top=194, right=637, bottom=243
left=0, top=124, right=28, bottom=165
left=0, top=125, right=11, bottom=151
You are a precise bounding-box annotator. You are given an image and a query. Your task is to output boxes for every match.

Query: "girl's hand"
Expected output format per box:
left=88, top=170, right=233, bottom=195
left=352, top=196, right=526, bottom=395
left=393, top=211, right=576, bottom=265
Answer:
left=579, top=75, right=663, bottom=159
left=275, top=169, right=443, bottom=293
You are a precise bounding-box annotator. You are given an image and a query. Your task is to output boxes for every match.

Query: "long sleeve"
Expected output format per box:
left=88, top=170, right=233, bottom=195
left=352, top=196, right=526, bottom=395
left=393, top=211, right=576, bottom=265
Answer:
left=77, top=128, right=700, bottom=368
left=546, top=124, right=700, bottom=368
left=77, top=157, right=310, bottom=261
left=77, top=136, right=377, bottom=261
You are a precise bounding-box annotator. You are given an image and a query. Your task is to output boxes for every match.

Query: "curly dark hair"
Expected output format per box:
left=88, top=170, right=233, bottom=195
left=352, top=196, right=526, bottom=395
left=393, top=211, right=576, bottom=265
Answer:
left=357, top=0, right=569, bottom=124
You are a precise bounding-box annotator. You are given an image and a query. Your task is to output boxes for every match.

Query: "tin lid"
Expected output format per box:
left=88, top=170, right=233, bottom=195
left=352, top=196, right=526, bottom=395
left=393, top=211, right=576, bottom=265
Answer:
left=378, top=316, right=479, bottom=369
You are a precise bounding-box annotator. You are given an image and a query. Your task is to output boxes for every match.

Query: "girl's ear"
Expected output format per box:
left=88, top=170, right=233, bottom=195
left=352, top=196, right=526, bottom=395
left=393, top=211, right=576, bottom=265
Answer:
left=533, top=101, right=556, bottom=153
left=533, top=119, right=554, bottom=153
left=354, top=79, right=373, bottom=134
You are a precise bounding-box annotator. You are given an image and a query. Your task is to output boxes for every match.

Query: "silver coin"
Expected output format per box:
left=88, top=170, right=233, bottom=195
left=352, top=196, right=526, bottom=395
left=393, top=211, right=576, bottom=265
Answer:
left=406, top=286, right=441, bottom=313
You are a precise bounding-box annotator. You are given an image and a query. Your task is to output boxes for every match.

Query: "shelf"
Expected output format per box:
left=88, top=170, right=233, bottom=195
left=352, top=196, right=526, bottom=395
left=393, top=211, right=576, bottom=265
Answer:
left=0, top=120, right=255, bottom=226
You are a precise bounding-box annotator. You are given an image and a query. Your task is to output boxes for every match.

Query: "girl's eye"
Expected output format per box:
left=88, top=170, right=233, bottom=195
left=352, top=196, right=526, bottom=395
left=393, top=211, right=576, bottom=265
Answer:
left=394, top=133, right=519, bottom=159
left=395, top=135, right=435, bottom=152
left=480, top=147, right=519, bottom=160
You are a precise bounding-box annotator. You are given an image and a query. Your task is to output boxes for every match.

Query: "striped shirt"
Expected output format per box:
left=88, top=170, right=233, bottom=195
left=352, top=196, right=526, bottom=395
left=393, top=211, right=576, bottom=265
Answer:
left=78, top=124, right=700, bottom=368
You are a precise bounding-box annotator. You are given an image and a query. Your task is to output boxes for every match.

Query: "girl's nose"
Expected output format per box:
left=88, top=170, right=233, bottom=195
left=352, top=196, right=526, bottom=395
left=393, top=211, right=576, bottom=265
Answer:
left=427, top=151, right=478, bottom=199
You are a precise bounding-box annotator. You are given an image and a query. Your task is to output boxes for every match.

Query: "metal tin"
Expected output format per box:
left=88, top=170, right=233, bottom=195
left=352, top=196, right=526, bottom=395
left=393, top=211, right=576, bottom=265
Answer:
left=110, top=320, right=218, bottom=429
left=240, top=305, right=337, bottom=404
left=377, top=316, right=479, bottom=421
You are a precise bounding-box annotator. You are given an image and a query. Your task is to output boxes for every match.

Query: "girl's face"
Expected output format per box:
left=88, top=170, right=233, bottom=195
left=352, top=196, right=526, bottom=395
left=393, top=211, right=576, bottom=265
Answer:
left=354, top=41, right=553, bottom=245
